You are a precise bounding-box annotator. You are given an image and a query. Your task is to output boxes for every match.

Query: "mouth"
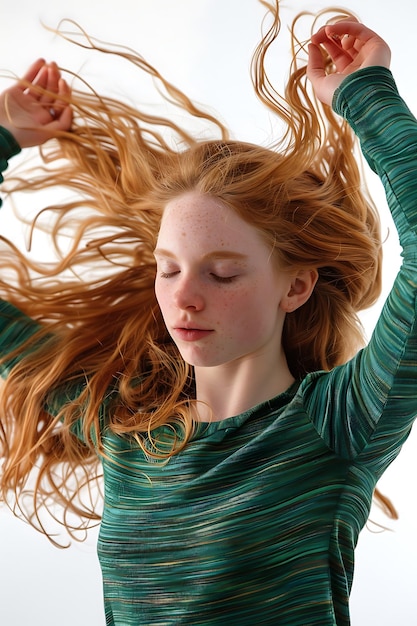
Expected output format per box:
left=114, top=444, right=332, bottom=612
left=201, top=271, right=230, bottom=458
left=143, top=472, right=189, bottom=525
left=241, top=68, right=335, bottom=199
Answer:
left=173, top=327, right=214, bottom=342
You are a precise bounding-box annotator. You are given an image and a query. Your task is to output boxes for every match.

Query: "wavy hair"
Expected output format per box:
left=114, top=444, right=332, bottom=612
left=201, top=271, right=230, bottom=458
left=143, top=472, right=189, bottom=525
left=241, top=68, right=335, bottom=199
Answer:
left=0, top=1, right=396, bottom=541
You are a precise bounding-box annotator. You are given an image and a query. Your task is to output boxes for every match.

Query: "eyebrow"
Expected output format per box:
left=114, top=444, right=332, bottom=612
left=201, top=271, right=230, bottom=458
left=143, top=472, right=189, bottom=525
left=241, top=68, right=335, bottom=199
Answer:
left=153, top=249, right=248, bottom=261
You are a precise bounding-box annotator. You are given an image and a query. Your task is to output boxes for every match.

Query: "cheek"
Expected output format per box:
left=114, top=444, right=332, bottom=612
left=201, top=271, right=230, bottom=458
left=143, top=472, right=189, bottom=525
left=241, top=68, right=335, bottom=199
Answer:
left=219, top=287, right=257, bottom=324
left=226, top=283, right=278, bottom=331
left=154, top=280, right=169, bottom=316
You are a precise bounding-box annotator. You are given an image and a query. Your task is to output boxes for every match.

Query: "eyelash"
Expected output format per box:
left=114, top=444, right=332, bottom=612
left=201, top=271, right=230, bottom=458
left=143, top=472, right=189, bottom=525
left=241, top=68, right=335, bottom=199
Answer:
left=159, top=271, right=237, bottom=284
left=211, top=274, right=237, bottom=284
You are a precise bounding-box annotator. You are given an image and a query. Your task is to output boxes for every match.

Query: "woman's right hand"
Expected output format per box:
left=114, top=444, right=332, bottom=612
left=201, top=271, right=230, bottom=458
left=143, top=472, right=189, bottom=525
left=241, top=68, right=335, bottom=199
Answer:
left=0, top=59, right=72, bottom=148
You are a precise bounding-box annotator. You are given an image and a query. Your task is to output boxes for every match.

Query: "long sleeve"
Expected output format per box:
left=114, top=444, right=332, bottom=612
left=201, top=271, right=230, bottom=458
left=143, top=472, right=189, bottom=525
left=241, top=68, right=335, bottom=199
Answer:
left=334, top=67, right=417, bottom=246
left=304, top=67, right=417, bottom=477
left=0, top=299, right=43, bottom=376
left=0, top=126, right=21, bottom=206
left=0, top=131, right=42, bottom=373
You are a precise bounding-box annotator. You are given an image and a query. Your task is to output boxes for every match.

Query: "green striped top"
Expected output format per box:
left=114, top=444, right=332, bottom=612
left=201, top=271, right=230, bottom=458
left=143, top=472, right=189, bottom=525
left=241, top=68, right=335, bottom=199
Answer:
left=0, top=67, right=416, bottom=625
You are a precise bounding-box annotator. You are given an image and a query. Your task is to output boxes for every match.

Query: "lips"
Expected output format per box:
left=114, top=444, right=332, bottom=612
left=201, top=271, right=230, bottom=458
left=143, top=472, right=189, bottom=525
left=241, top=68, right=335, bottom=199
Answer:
left=173, top=327, right=213, bottom=342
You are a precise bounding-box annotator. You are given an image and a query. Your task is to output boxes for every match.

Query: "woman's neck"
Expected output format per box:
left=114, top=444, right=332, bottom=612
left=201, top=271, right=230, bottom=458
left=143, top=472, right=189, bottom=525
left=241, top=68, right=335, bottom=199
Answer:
left=193, top=348, right=295, bottom=422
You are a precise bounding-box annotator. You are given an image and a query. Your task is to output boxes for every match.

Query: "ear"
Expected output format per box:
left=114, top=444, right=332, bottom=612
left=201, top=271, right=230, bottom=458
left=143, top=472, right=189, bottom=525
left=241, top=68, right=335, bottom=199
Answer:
left=280, top=269, right=318, bottom=313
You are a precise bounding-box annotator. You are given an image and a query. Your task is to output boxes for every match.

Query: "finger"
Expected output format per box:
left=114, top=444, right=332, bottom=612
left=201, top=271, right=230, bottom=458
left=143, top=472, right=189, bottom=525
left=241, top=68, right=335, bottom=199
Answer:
left=311, top=20, right=366, bottom=48
left=51, top=77, right=72, bottom=117
left=323, top=20, right=380, bottom=42
left=45, top=100, right=73, bottom=133
left=311, top=25, right=351, bottom=57
left=323, top=21, right=391, bottom=69
left=55, top=104, right=73, bottom=130
left=40, top=62, right=60, bottom=105
left=310, top=34, right=354, bottom=73
left=15, top=59, right=47, bottom=92
left=339, top=34, right=367, bottom=61
left=340, top=33, right=356, bottom=52
left=22, top=64, right=51, bottom=100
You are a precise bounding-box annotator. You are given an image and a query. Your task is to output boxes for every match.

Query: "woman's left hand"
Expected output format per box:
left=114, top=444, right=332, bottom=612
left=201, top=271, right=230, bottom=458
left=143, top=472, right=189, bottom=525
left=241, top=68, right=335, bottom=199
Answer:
left=307, top=20, right=391, bottom=106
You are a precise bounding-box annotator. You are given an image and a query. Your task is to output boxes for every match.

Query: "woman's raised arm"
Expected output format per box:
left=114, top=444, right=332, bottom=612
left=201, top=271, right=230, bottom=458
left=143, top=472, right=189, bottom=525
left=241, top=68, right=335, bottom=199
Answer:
left=307, top=20, right=391, bottom=107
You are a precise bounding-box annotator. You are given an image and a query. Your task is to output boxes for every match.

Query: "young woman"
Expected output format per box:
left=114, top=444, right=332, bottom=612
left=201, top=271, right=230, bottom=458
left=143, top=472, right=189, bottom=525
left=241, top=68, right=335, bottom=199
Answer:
left=0, top=3, right=415, bottom=624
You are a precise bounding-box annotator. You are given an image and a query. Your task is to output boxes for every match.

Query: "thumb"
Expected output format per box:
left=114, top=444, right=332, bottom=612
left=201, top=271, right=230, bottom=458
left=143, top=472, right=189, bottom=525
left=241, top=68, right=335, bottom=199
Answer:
left=307, top=43, right=346, bottom=106
left=50, top=104, right=73, bottom=132
left=306, top=43, right=326, bottom=83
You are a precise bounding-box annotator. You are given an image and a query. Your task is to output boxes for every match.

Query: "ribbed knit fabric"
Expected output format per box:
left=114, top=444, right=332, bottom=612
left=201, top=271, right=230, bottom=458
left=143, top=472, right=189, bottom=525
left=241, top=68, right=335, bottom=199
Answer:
left=0, top=126, right=20, bottom=207
left=0, top=67, right=416, bottom=625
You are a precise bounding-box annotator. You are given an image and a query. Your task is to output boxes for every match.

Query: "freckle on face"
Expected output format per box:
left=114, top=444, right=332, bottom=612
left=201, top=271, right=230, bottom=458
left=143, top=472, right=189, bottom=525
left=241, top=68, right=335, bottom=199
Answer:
left=155, top=191, right=290, bottom=368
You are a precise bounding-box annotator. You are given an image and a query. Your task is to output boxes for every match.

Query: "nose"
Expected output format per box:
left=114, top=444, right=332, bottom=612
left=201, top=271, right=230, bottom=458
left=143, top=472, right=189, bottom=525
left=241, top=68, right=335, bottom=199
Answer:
left=174, top=275, right=205, bottom=311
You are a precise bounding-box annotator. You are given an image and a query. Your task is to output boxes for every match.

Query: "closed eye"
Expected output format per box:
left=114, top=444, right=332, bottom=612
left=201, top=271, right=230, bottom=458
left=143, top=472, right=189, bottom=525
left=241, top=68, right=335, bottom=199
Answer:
left=158, top=271, right=238, bottom=282
left=210, top=273, right=238, bottom=284
left=159, top=271, right=180, bottom=279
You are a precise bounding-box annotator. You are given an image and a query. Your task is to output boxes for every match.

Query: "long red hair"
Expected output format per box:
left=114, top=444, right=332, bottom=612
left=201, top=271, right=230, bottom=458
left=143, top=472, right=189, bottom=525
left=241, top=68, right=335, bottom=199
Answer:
left=0, top=2, right=396, bottom=541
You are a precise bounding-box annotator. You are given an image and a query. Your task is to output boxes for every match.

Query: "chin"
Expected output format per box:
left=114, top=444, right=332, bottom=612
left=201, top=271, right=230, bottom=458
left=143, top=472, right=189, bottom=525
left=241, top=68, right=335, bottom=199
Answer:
left=181, top=352, right=237, bottom=369
left=178, top=350, right=218, bottom=368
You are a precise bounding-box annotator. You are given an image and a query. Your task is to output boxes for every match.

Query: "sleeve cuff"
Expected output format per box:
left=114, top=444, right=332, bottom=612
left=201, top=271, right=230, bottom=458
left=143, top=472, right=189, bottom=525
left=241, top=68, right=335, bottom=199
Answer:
left=0, top=126, right=21, bottom=159
left=0, top=126, right=22, bottom=207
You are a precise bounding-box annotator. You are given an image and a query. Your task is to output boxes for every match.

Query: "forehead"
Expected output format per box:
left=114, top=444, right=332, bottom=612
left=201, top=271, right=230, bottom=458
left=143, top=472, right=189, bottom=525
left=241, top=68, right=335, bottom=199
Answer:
left=157, top=192, right=264, bottom=251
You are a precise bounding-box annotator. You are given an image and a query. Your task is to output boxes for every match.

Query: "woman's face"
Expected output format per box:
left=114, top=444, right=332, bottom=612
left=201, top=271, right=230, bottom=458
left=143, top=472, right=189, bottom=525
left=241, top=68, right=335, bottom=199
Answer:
left=154, top=191, right=294, bottom=369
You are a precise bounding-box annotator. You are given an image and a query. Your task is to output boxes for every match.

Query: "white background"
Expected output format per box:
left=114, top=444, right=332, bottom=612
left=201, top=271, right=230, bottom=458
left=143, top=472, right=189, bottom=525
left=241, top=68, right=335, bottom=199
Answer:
left=0, top=1, right=416, bottom=624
